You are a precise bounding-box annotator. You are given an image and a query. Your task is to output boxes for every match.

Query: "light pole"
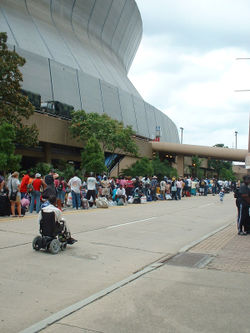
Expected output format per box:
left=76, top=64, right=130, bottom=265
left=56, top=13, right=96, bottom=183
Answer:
left=235, top=58, right=250, bottom=170
left=180, top=127, right=184, bottom=144
left=235, top=131, right=238, bottom=149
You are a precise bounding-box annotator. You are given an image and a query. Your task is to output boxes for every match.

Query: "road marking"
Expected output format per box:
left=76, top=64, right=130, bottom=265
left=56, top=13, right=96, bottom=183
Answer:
left=199, top=203, right=214, bottom=208
left=107, top=216, right=157, bottom=229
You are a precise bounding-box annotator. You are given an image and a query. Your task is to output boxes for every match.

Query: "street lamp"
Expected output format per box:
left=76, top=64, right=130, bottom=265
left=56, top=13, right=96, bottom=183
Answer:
left=180, top=127, right=184, bottom=144
left=235, top=57, right=250, bottom=170
left=235, top=131, right=238, bottom=149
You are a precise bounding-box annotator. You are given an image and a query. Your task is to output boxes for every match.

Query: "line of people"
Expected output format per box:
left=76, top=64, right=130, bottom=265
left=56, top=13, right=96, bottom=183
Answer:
left=0, top=170, right=237, bottom=217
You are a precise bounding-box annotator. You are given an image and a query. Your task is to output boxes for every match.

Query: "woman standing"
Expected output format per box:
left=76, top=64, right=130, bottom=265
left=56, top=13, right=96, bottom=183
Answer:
left=8, top=171, right=22, bottom=217
left=55, top=176, right=67, bottom=210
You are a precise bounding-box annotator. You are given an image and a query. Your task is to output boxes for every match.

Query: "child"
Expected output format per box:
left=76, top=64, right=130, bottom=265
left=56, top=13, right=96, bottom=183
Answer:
left=219, top=189, right=224, bottom=202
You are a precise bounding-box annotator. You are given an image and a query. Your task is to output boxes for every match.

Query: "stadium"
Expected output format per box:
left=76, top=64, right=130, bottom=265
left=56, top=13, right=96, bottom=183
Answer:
left=0, top=0, right=179, bottom=170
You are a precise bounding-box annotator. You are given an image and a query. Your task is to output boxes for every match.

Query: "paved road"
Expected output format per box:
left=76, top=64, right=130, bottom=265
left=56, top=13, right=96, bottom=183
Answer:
left=0, top=194, right=237, bottom=332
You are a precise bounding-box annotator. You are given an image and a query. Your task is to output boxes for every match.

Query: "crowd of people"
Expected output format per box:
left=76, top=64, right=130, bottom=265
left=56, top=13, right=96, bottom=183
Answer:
left=1, top=169, right=250, bottom=237
left=0, top=170, right=238, bottom=217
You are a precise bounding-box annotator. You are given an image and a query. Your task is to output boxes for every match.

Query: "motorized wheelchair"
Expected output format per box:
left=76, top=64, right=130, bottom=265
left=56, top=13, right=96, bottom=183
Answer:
left=32, top=211, right=68, bottom=254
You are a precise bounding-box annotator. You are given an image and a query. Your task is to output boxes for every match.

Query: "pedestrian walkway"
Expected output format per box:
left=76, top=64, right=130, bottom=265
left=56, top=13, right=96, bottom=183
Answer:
left=190, top=223, right=250, bottom=273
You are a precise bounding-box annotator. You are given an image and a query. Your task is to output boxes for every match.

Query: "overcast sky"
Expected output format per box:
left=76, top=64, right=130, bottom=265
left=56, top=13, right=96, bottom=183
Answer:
left=129, top=0, right=250, bottom=149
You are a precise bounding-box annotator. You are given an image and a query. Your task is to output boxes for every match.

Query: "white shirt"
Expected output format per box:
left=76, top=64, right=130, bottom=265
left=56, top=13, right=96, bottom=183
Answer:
left=87, top=177, right=97, bottom=190
left=116, top=187, right=126, bottom=196
left=160, top=180, right=166, bottom=190
left=38, top=204, right=62, bottom=223
left=68, top=176, right=82, bottom=193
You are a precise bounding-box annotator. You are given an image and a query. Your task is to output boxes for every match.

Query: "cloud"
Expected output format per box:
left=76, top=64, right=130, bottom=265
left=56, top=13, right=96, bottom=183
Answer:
left=129, top=1, right=250, bottom=149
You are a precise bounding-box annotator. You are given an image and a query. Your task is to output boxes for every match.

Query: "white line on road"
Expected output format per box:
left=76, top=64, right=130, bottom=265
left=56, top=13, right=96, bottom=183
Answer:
left=199, top=203, right=214, bottom=208
left=107, top=217, right=157, bottom=229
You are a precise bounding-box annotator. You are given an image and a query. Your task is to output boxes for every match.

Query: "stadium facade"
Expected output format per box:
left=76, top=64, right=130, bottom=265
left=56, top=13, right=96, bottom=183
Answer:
left=0, top=0, right=179, bottom=168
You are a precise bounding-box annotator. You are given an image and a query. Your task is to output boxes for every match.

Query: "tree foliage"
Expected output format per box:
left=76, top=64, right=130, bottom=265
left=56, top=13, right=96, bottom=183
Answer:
left=122, top=156, right=177, bottom=179
left=70, top=110, right=138, bottom=155
left=151, top=155, right=177, bottom=179
left=208, top=144, right=234, bottom=178
left=122, top=157, right=153, bottom=178
left=81, top=136, right=107, bottom=175
left=0, top=32, right=38, bottom=146
left=0, top=122, right=21, bottom=173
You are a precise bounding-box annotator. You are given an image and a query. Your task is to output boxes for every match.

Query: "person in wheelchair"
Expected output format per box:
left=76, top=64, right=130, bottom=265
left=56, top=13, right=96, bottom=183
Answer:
left=38, top=195, right=77, bottom=245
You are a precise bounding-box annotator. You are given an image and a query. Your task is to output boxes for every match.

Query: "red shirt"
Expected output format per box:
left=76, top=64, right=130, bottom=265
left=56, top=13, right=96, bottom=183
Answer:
left=20, top=174, right=30, bottom=193
left=32, top=179, right=42, bottom=191
left=126, top=180, right=134, bottom=188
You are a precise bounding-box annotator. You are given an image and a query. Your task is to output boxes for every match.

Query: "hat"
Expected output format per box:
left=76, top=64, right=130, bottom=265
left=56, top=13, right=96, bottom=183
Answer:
left=153, top=176, right=157, bottom=179
left=35, top=173, right=41, bottom=178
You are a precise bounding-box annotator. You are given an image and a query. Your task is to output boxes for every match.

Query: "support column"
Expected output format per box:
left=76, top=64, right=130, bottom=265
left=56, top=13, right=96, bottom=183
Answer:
left=44, top=143, right=52, bottom=164
left=176, top=155, right=184, bottom=177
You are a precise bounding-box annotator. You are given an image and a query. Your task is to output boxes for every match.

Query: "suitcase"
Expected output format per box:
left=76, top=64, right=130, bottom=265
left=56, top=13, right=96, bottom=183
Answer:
left=15, top=206, right=26, bottom=216
left=0, top=194, right=11, bottom=216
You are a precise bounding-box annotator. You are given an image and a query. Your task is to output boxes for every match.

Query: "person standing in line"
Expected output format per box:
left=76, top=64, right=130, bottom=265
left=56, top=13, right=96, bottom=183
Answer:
left=176, top=177, right=183, bottom=200
left=141, top=175, right=150, bottom=195
left=125, top=176, right=134, bottom=198
left=160, top=178, right=167, bottom=200
left=8, top=171, right=23, bottom=217
left=150, top=176, right=158, bottom=201
left=29, top=173, right=47, bottom=213
left=171, top=177, right=178, bottom=200
left=86, top=172, right=97, bottom=207
left=20, top=170, right=31, bottom=199
left=237, top=175, right=250, bottom=235
left=101, top=175, right=110, bottom=198
left=55, top=176, right=67, bottom=209
left=68, top=174, right=82, bottom=210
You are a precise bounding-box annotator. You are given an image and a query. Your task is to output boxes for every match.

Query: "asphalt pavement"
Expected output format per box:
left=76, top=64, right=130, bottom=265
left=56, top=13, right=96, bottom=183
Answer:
left=1, top=193, right=248, bottom=333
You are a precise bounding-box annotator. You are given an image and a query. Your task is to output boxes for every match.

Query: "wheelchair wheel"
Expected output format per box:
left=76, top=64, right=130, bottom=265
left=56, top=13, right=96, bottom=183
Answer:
left=32, top=236, right=42, bottom=251
left=49, top=239, right=60, bottom=254
left=61, top=243, right=67, bottom=251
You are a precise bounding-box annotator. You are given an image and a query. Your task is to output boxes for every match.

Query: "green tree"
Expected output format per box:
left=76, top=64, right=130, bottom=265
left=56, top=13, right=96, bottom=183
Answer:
left=30, top=162, right=53, bottom=177
left=0, top=32, right=38, bottom=147
left=0, top=122, right=21, bottom=174
left=151, top=155, right=177, bottom=179
left=81, top=136, right=107, bottom=175
left=122, top=157, right=154, bottom=178
left=208, top=144, right=234, bottom=178
left=70, top=110, right=138, bottom=155
left=220, top=167, right=236, bottom=181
